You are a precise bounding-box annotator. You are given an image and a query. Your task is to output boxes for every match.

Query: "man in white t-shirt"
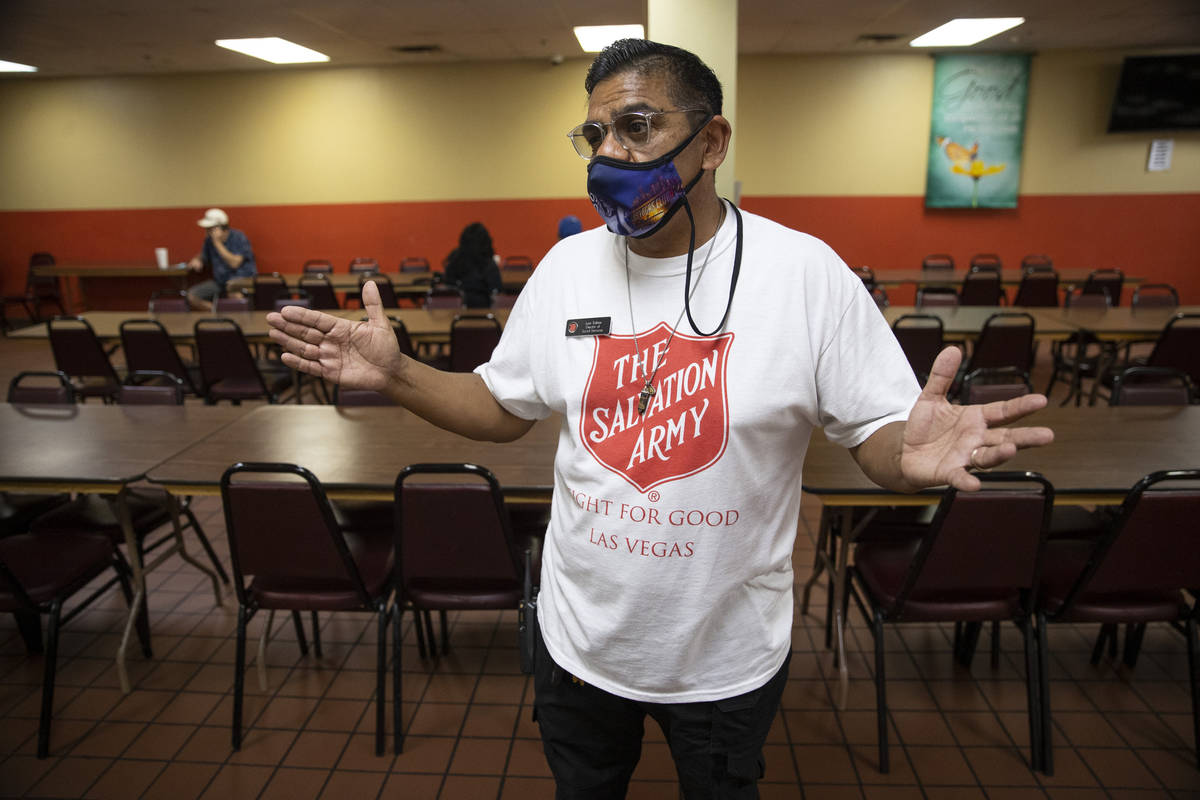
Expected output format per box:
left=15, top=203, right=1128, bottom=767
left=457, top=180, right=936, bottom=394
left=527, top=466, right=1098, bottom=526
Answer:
left=267, top=39, right=1052, bottom=799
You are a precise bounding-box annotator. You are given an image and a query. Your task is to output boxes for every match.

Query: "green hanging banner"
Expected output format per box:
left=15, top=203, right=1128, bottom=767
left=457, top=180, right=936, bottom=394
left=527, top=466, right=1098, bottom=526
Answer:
left=925, top=53, right=1030, bottom=209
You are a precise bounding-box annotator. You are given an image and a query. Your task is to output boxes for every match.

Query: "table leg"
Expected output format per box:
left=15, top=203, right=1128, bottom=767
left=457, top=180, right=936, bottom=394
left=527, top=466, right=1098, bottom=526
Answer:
left=165, top=493, right=222, bottom=606
left=112, top=489, right=143, bottom=695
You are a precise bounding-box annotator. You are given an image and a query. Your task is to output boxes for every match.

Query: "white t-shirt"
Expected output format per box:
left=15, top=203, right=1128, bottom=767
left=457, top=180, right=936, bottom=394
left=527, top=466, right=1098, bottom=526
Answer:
left=478, top=203, right=919, bottom=703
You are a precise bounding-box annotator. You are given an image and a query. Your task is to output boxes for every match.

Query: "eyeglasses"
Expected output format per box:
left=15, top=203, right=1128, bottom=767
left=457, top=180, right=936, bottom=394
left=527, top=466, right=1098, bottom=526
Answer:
left=566, top=109, right=707, bottom=160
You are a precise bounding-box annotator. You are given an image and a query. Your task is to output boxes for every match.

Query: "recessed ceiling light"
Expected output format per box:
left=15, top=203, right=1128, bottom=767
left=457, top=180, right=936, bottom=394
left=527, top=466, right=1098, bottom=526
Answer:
left=910, top=18, right=1025, bottom=48
left=573, top=25, right=645, bottom=53
left=0, top=59, right=37, bottom=72
left=215, top=37, right=330, bottom=64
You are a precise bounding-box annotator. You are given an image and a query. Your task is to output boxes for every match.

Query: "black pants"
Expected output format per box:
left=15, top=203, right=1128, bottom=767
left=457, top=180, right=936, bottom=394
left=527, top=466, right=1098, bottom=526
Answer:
left=533, top=624, right=790, bottom=799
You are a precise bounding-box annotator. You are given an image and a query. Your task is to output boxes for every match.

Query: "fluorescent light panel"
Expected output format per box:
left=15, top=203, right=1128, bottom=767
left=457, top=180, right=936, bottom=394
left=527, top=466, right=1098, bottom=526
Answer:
left=573, top=25, right=645, bottom=53
left=0, top=59, right=37, bottom=72
left=215, top=37, right=329, bottom=64
left=910, top=18, right=1025, bottom=47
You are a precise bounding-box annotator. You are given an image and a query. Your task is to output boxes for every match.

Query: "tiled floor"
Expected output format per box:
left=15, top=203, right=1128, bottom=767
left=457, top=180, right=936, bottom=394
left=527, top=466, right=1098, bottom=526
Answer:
left=1, top=335, right=1198, bottom=798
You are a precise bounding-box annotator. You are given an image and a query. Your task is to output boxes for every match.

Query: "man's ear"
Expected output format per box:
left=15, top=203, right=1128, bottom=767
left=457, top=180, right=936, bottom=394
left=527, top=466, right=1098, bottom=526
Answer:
left=701, top=115, right=732, bottom=171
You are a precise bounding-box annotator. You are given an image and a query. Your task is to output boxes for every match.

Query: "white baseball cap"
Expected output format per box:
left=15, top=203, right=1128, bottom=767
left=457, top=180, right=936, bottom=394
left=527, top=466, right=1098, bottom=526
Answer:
left=197, top=208, right=229, bottom=228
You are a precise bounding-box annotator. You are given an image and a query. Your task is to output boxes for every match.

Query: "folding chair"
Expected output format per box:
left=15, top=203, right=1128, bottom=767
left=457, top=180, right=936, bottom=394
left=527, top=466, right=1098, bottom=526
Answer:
left=47, top=316, right=122, bottom=402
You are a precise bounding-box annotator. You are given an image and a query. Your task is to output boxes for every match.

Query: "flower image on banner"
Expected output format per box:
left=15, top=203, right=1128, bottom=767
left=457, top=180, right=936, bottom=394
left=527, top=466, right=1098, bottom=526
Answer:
left=925, top=53, right=1030, bottom=209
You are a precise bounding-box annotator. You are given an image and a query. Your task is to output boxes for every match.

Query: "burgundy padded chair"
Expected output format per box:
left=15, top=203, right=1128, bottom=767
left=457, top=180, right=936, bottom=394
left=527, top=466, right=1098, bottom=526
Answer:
left=448, top=314, right=502, bottom=373
left=915, top=286, right=958, bottom=309
left=6, top=370, right=75, bottom=404
left=302, top=259, right=333, bottom=274
left=273, top=290, right=311, bottom=312
left=960, top=267, right=1005, bottom=306
left=959, top=366, right=1031, bottom=405
left=957, top=313, right=1035, bottom=400
left=849, top=471, right=1054, bottom=774
left=47, top=316, right=122, bottom=402
left=1012, top=269, right=1060, bottom=307
left=1093, top=313, right=1200, bottom=406
left=1081, top=268, right=1124, bottom=307
left=1035, top=469, right=1200, bottom=772
left=424, top=286, right=464, bottom=310
left=119, top=319, right=203, bottom=396
left=345, top=258, right=381, bottom=308
left=399, top=257, right=430, bottom=272
left=194, top=318, right=292, bottom=404
left=0, top=530, right=145, bottom=757
left=1021, top=254, right=1054, bottom=273
left=1110, top=366, right=1194, bottom=406
left=1, top=252, right=66, bottom=327
left=363, top=274, right=400, bottom=309
left=213, top=296, right=251, bottom=313
left=298, top=274, right=339, bottom=310
left=393, top=463, right=526, bottom=750
left=491, top=289, right=521, bottom=309
left=1131, top=283, right=1179, bottom=310
left=118, top=370, right=187, bottom=405
left=500, top=255, right=533, bottom=270
left=2, top=372, right=74, bottom=540
left=221, top=463, right=395, bottom=754
left=969, top=253, right=1003, bottom=272
left=921, top=254, right=954, bottom=271
left=384, top=316, right=417, bottom=359
left=891, top=314, right=943, bottom=386
left=148, top=289, right=190, bottom=313
left=251, top=273, right=289, bottom=311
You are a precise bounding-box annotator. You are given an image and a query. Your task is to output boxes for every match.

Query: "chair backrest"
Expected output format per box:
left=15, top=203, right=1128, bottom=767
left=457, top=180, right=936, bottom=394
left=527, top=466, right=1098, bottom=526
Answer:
left=273, top=291, right=311, bottom=312
left=889, top=472, right=1053, bottom=617
left=148, top=289, right=190, bottom=313
left=869, top=286, right=889, bottom=309
left=27, top=252, right=61, bottom=298
left=1020, top=254, right=1053, bottom=272
left=967, top=312, right=1035, bottom=374
left=47, top=317, right=121, bottom=387
left=302, top=259, right=333, bottom=274
left=851, top=265, right=875, bottom=287
left=1063, top=288, right=1111, bottom=310
left=399, top=257, right=430, bottom=273
left=298, top=275, right=340, bottom=309
left=424, top=286, right=464, bottom=310
left=449, top=314, right=502, bottom=372
left=916, top=287, right=959, bottom=309
left=119, top=371, right=186, bottom=405
left=501, top=256, right=533, bottom=270
left=1081, top=269, right=1124, bottom=307
left=491, top=290, right=521, bottom=309
left=1131, top=283, right=1179, bottom=310
left=383, top=316, right=417, bottom=359
left=349, top=257, right=380, bottom=275
left=6, top=371, right=74, bottom=403
left=394, top=463, right=522, bottom=606
left=960, top=367, right=1032, bottom=405
left=1148, top=314, right=1200, bottom=386
left=1011, top=269, right=1059, bottom=307
left=362, top=274, right=399, bottom=308
left=969, top=254, right=1002, bottom=272
left=214, top=296, right=251, bottom=313
left=960, top=268, right=1004, bottom=306
left=921, top=254, right=954, bottom=271
left=892, top=314, right=943, bottom=384
left=221, top=463, right=377, bottom=610
left=252, top=273, right=289, bottom=311
left=1110, top=366, right=1194, bottom=406
left=1051, top=471, right=1200, bottom=610
left=194, top=318, right=269, bottom=397
left=118, top=319, right=199, bottom=394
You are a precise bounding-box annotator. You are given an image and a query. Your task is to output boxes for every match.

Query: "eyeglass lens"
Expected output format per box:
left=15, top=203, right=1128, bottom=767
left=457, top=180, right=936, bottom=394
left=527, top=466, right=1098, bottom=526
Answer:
left=571, top=112, right=663, bottom=158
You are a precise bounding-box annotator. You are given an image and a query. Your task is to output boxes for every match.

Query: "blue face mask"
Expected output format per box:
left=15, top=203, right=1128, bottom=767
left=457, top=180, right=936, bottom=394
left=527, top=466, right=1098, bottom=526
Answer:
left=585, top=119, right=710, bottom=239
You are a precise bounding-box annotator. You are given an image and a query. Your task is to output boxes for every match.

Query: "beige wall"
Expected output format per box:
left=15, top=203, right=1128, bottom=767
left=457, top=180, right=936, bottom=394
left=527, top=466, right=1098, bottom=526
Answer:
left=1, top=48, right=1196, bottom=211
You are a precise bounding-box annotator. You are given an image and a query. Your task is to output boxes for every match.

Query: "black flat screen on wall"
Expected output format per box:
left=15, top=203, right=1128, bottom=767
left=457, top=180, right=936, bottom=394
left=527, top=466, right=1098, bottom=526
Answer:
left=1107, top=54, right=1200, bottom=132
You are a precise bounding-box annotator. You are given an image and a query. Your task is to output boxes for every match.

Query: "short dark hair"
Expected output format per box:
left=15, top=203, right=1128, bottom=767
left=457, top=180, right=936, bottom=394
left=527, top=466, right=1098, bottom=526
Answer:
left=584, top=39, right=723, bottom=116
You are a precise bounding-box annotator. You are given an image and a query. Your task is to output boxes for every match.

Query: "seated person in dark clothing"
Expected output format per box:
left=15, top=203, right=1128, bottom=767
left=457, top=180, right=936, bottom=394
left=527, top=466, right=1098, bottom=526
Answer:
left=443, top=222, right=502, bottom=308
left=186, top=208, right=256, bottom=311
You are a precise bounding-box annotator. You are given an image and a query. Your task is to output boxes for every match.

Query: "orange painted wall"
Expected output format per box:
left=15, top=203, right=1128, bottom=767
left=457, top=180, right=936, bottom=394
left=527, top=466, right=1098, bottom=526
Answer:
left=2, top=192, right=1197, bottom=309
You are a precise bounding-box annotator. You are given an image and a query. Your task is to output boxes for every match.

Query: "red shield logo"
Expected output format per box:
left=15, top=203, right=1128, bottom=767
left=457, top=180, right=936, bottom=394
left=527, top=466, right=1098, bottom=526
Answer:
left=580, top=323, right=733, bottom=493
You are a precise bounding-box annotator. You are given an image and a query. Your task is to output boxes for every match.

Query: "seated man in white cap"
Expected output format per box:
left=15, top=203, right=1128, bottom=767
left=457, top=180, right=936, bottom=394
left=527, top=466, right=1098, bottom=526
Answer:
left=186, top=208, right=257, bottom=311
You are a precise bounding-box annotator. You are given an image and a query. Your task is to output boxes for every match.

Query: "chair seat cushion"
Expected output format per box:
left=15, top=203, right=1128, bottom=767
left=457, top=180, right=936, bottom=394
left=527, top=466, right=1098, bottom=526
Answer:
left=407, top=579, right=522, bottom=609
left=1038, top=539, right=1187, bottom=623
left=30, top=490, right=172, bottom=542
left=251, top=528, right=393, bottom=610
left=0, top=531, right=114, bottom=607
left=854, top=540, right=1021, bottom=622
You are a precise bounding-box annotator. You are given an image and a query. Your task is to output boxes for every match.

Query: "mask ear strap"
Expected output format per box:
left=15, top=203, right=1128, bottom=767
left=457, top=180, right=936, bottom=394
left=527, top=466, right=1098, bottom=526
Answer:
left=682, top=199, right=742, bottom=337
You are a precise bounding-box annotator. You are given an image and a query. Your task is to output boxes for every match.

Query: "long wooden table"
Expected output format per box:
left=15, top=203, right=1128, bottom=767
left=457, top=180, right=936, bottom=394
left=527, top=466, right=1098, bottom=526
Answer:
left=870, top=268, right=1143, bottom=291
left=6, top=308, right=512, bottom=346
left=226, top=268, right=533, bottom=296
left=32, top=263, right=192, bottom=313
left=0, top=403, right=249, bottom=692
left=800, top=404, right=1200, bottom=707
left=881, top=305, right=1200, bottom=342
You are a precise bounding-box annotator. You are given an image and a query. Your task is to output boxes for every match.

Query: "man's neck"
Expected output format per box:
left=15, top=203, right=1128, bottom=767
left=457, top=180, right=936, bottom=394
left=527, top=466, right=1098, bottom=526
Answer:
left=627, top=189, right=724, bottom=259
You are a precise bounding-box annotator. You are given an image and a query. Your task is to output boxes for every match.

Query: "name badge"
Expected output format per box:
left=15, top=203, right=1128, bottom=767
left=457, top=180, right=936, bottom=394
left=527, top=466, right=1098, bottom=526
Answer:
left=565, top=317, right=611, bottom=337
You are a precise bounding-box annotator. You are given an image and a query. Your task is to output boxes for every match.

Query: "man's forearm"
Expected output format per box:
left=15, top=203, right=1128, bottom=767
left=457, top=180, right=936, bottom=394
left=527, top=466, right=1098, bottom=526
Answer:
left=849, top=420, right=921, bottom=493
left=213, top=240, right=244, bottom=268
left=383, top=358, right=535, bottom=443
